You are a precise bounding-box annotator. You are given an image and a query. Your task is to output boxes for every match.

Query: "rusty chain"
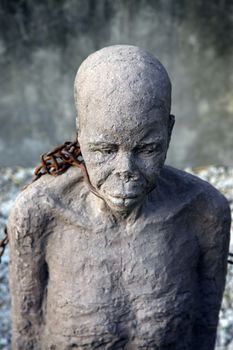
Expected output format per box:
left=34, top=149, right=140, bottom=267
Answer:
left=23, top=140, right=102, bottom=199
left=0, top=139, right=101, bottom=263
left=0, top=141, right=233, bottom=264
left=34, top=140, right=83, bottom=179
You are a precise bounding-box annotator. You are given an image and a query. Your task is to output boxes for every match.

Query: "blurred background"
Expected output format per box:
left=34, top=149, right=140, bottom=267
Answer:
left=0, top=0, right=233, bottom=168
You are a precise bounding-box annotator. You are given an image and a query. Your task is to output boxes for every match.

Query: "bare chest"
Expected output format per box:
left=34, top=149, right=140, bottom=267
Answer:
left=43, top=218, right=199, bottom=349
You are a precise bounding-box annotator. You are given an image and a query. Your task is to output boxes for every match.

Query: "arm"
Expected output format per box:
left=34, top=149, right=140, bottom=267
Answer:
left=7, top=188, right=49, bottom=350
left=193, top=191, right=231, bottom=350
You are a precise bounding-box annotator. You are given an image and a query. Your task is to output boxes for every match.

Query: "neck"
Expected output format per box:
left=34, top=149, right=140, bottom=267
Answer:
left=86, top=190, right=144, bottom=225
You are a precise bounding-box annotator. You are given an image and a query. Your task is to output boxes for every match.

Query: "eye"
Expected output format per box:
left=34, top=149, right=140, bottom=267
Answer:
left=89, top=145, right=118, bottom=158
left=99, top=148, right=115, bottom=155
left=135, top=143, right=162, bottom=155
left=94, top=148, right=117, bottom=156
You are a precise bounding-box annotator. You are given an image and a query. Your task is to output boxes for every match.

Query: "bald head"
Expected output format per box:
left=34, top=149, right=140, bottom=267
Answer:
left=74, top=45, right=172, bottom=131
left=74, top=46, right=174, bottom=210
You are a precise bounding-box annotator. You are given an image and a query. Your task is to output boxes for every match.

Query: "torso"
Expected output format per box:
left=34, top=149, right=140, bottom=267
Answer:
left=40, top=166, right=202, bottom=349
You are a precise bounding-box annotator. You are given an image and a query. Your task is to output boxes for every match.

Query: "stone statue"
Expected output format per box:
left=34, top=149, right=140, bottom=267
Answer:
left=7, top=45, right=231, bottom=350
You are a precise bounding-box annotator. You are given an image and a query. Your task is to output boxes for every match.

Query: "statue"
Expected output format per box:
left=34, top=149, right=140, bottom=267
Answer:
left=7, top=45, right=231, bottom=350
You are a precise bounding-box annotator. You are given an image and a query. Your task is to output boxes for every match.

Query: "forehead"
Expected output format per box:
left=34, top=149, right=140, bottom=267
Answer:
left=79, top=103, right=168, bottom=144
left=78, top=75, right=168, bottom=134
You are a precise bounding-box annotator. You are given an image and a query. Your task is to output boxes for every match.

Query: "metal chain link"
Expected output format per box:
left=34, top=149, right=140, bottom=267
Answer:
left=23, top=140, right=102, bottom=198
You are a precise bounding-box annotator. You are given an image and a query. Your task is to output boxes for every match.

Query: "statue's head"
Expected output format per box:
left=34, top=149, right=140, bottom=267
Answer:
left=74, top=45, right=174, bottom=214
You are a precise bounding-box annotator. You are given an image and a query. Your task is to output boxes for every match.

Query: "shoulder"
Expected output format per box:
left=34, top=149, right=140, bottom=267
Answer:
left=159, top=166, right=231, bottom=243
left=7, top=167, right=86, bottom=241
left=160, top=165, right=230, bottom=211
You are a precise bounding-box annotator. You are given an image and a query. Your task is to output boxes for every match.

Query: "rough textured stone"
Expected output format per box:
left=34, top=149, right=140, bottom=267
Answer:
left=7, top=45, right=231, bottom=349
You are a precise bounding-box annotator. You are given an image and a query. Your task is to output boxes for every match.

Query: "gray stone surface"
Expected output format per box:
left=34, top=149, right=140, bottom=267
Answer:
left=7, top=46, right=231, bottom=349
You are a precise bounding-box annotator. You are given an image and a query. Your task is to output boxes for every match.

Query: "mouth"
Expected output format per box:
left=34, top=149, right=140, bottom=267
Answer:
left=106, top=193, right=141, bottom=209
left=109, top=193, right=138, bottom=199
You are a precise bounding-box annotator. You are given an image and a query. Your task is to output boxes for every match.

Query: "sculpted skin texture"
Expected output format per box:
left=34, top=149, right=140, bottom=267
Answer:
left=8, top=45, right=231, bottom=350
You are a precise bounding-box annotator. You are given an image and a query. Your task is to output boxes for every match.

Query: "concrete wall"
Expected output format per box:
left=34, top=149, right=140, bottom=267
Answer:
left=0, top=0, right=233, bottom=167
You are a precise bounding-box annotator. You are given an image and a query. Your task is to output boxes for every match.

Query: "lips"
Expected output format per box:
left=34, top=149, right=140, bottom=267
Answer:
left=101, top=180, right=146, bottom=209
left=106, top=195, right=139, bottom=209
left=109, top=193, right=138, bottom=199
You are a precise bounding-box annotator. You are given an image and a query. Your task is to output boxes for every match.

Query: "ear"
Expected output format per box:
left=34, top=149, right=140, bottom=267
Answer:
left=167, top=114, right=175, bottom=147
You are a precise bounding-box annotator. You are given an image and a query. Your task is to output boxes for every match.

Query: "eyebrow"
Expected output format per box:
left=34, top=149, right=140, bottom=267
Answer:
left=136, top=140, right=163, bottom=146
left=137, top=134, right=165, bottom=143
left=88, top=139, right=163, bottom=149
left=138, top=126, right=165, bottom=141
left=88, top=142, right=118, bottom=147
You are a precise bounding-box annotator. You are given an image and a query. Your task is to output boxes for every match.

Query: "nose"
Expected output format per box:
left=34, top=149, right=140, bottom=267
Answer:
left=114, top=151, right=139, bottom=182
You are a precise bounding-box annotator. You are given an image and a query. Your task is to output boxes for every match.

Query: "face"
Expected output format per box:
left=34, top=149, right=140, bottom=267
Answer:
left=78, top=105, right=171, bottom=214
